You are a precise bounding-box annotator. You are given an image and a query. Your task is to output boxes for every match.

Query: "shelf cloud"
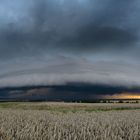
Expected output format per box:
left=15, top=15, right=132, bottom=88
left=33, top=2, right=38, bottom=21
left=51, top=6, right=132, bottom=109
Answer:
left=0, top=0, right=140, bottom=99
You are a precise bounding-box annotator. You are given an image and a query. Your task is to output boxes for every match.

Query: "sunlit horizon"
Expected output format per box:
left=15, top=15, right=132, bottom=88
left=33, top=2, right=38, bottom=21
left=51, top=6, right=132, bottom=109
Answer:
left=104, top=93, right=140, bottom=99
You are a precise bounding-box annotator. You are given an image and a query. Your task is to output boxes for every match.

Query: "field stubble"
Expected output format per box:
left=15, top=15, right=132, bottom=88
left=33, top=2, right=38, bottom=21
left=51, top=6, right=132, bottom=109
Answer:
left=0, top=102, right=139, bottom=140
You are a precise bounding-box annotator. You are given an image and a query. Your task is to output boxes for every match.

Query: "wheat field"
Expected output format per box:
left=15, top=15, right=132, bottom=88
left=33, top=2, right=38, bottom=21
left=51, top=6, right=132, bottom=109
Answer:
left=0, top=102, right=140, bottom=140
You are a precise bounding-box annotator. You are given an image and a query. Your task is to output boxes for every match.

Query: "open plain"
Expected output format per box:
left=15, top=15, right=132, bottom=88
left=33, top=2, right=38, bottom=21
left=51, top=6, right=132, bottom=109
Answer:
left=0, top=102, right=140, bottom=140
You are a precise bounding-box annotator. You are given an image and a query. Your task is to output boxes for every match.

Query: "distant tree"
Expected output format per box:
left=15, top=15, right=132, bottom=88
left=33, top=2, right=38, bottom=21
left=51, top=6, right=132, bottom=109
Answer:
left=119, top=100, right=123, bottom=103
left=136, top=100, right=139, bottom=104
left=102, top=100, right=107, bottom=103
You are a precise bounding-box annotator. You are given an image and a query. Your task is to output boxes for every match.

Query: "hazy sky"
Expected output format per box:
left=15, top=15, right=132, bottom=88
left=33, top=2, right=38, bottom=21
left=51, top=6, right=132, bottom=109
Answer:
left=0, top=0, right=140, bottom=99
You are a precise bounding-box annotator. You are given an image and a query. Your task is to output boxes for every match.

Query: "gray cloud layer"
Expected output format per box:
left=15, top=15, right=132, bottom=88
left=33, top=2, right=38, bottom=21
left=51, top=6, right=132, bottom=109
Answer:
left=0, top=57, right=140, bottom=88
left=0, top=0, right=140, bottom=90
left=0, top=0, right=140, bottom=56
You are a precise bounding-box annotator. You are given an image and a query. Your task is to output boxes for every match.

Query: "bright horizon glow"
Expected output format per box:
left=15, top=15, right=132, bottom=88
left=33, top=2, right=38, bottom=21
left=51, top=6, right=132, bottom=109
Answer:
left=104, top=93, right=140, bottom=99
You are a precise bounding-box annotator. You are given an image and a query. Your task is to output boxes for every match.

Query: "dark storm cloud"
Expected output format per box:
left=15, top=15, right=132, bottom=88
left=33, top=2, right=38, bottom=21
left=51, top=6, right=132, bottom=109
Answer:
left=0, top=84, right=140, bottom=100
left=0, top=0, right=140, bottom=92
left=59, top=0, right=139, bottom=51
left=0, top=0, right=140, bottom=58
left=61, top=26, right=138, bottom=52
left=42, top=82, right=140, bottom=100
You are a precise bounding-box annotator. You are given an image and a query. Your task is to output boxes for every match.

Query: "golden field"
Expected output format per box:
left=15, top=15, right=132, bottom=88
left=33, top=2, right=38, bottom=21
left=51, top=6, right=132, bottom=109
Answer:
left=0, top=102, right=140, bottom=140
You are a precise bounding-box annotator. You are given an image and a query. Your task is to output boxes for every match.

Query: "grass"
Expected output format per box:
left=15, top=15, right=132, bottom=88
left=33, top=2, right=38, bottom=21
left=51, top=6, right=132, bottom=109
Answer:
left=0, top=102, right=140, bottom=112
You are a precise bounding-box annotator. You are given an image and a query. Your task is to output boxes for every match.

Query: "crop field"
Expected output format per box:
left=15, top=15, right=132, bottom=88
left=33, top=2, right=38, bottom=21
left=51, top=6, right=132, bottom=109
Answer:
left=0, top=102, right=140, bottom=140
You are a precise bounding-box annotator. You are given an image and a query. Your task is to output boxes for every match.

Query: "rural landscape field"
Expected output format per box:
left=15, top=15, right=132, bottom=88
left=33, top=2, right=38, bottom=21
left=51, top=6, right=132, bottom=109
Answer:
left=0, top=102, right=140, bottom=140
left=1, top=0, right=140, bottom=140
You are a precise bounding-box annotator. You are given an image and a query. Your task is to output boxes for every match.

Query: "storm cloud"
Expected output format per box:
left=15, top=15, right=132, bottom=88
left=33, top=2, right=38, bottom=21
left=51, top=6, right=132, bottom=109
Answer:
left=0, top=0, right=140, bottom=56
left=0, top=0, right=140, bottom=99
left=0, top=84, right=140, bottom=100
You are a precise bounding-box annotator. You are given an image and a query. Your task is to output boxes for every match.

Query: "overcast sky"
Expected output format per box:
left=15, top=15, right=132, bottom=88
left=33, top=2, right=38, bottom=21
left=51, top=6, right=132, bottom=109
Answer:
left=0, top=0, right=140, bottom=99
